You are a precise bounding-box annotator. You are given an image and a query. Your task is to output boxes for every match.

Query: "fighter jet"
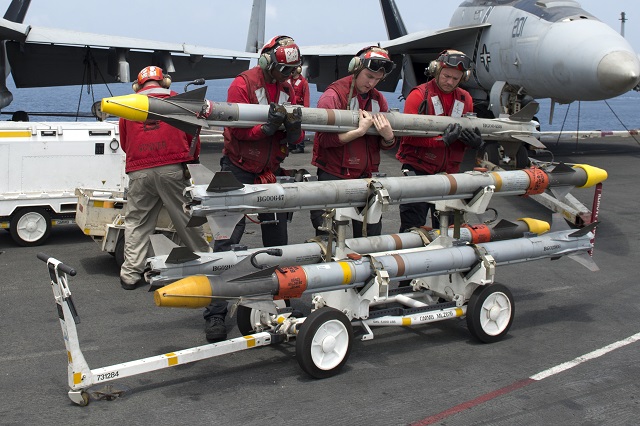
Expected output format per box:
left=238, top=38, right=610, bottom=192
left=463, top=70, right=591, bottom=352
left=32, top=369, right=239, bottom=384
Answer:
left=0, top=0, right=265, bottom=110
left=300, top=0, right=640, bottom=167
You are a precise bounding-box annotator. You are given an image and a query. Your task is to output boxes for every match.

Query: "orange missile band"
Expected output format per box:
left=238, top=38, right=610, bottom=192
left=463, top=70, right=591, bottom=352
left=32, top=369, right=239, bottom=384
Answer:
left=522, top=167, right=549, bottom=195
left=461, top=224, right=492, bottom=243
left=274, top=266, right=308, bottom=299
left=101, top=94, right=150, bottom=122
left=572, top=164, right=608, bottom=188
left=154, top=275, right=212, bottom=308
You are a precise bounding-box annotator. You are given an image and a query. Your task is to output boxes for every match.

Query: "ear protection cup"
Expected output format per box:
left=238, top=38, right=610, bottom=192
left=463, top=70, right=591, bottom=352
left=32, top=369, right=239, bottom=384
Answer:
left=132, top=82, right=140, bottom=92
left=259, top=52, right=272, bottom=71
left=160, top=74, right=172, bottom=88
left=347, top=56, right=361, bottom=74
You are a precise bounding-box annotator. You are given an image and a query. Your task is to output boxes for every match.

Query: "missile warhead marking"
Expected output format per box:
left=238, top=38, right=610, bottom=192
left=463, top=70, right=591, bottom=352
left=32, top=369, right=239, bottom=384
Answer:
left=154, top=275, right=212, bottom=308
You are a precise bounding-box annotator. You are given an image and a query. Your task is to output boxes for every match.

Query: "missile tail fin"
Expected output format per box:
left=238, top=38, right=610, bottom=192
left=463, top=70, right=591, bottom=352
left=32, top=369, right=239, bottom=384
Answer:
left=206, top=213, right=244, bottom=241
left=568, top=221, right=599, bottom=237
left=149, top=234, right=179, bottom=256
left=509, top=101, right=539, bottom=122
left=187, top=215, right=208, bottom=228
left=568, top=252, right=599, bottom=271
left=187, top=163, right=216, bottom=186
left=207, top=171, right=245, bottom=193
left=165, top=247, right=201, bottom=264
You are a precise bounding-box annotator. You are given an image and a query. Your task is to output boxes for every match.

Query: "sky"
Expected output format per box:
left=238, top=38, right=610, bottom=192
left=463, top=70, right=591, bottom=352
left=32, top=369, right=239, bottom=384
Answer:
left=3, top=0, right=638, bottom=54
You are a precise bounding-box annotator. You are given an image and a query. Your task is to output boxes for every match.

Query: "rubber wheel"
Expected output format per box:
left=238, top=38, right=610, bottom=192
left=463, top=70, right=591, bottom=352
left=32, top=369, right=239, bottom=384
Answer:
left=237, top=299, right=290, bottom=336
left=115, top=234, right=125, bottom=267
left=466, top=283, right=515, bottom=343
left=296, top=307, right=353, bottom=379
left=9, top=207, right=51, bottom=246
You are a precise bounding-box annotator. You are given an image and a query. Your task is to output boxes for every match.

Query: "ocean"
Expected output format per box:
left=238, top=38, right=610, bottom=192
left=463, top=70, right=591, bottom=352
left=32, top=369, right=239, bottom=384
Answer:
left=3, top=77, right=640, bottom=133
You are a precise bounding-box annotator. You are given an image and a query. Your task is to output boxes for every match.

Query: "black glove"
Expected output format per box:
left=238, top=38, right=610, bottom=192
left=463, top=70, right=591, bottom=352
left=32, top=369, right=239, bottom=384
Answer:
left=261, top=102, right=287, bottom=136
left=459, top=127, right=483, bottom=148
left=442, top=123, right=462, bottom=146
left=283, top=107, right=302, bottom=145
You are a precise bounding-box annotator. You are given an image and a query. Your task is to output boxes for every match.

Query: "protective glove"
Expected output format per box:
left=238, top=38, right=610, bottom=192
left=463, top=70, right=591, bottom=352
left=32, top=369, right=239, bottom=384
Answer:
left=283, top=106, right=303, bottom=145
left=261, top=102, right=287, bottom=136
left=459, top=127, right=483, bottom=149
left=442, top=123, right=462, bottom=146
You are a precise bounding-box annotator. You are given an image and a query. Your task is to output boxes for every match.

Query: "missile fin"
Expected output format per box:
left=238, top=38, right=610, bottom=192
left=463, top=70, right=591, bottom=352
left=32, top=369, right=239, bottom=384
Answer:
left=549, top=213, right=572, bottom=233
left=568, top=252, right=599, bottom=272
left=568, top=221, right=599, bottom=237
left=149, top=234, right=180, bottom=256
left=162, top=115, right=207, bottom=136
left=187, top=215, right=208, bottom=227
left=169, top=86, right=208, bottom=101
left=207, top=171, right=245, bottom=193
left=549, top=185, right=573, bottom=200
left=187, top=163, right=216, bottom=186
left=550, top=162, right=575, bottom=173
left=206, top=213, right=244, bottom=240
left=165, top=247, right=201, bottom=264
left=228, top=266, right=278, bottom=283
left=508, top=101, right=539, bottom=122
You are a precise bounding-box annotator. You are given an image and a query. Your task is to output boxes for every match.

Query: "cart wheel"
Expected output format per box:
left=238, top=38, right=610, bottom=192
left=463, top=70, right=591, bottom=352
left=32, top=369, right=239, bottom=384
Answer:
left=237, top=299, right=290, bottom=335
left=478, top=142, right=500, bottom=167
left=466, top=283, right=514, bottom=343
left=79, top=391, right=90, bottom=406
left=9, top=207, right=51, bottom=246
left=115, top=234, right=125, bottom=267
left=296, top=307, right=353, bottom=379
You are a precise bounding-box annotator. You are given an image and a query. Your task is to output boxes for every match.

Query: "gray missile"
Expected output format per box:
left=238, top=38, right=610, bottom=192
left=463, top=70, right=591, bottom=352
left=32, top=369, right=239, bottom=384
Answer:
left=185, top=162, right=606, bottom=239
left=146, top=218, right=550, bottom=289
left=154, top=221, right=597, bottom=309
left=100, top=87, right=544, bottom=147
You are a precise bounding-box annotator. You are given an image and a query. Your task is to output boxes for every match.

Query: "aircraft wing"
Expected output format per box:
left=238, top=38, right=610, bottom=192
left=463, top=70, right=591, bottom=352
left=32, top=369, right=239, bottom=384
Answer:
left=301, top=24, right=489, bottom=93
left=2, top=20, right=257, bottom=88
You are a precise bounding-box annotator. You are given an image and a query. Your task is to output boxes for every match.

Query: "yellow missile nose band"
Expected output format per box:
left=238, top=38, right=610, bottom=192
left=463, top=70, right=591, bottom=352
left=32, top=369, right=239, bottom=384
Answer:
left=101, top=94, right=150, bottom=122
left=572, top=164, right=608, bottom=188
left=154, top=275, right=213, bottom=308
left=516, top=218, right=550, bottom=235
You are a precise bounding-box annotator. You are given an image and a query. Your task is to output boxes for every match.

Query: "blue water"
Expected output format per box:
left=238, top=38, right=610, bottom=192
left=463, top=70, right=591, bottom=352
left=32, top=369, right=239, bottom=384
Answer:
left=4, top=77, right=640, bottom=132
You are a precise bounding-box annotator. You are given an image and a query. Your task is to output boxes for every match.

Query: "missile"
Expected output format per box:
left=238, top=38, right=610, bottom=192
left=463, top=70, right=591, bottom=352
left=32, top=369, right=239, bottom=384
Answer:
left=184, top=162, right=605, bottom=239
left=146, top=218, right=550, bottom=289
left=153, top=221, right=597, bottom=309
left=100, top=87, right=544, bottom=147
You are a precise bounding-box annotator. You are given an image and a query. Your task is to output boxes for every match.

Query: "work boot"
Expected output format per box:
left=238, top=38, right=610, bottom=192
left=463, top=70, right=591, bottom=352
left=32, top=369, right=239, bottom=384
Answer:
left=120, top=277, right=146, bottom=290
left=205, top=317, right=227, bottom=343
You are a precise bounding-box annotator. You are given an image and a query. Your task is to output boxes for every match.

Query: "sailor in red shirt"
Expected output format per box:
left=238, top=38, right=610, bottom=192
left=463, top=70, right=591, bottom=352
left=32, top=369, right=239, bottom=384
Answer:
left=311, top=46, right=397, bottom=238
left=396, top=50, right=483, bottom=231
left=286, top=66, right=310, bottom=153
left=203, top=35, right=304, bottom=343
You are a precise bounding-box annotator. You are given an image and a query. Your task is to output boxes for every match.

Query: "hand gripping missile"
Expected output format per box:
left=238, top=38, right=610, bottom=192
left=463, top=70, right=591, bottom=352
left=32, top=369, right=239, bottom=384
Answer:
left=100, top=87, right=543, bottom=147
left=146, top=217, right=550, bottom=289
left=184, top=162, right=605, bottom=239
left=154, top=220, right=597, bottom=309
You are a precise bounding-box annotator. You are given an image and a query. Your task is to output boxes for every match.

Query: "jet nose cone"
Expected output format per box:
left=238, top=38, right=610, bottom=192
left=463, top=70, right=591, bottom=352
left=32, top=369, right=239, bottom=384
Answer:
left=597, top=50, right=640, bottom=95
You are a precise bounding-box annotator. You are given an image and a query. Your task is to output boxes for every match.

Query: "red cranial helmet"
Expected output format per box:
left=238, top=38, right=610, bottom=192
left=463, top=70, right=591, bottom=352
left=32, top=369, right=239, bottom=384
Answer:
left=137, top=66, right=165, bottom=85
left=259, top=35, right=302, bottom=72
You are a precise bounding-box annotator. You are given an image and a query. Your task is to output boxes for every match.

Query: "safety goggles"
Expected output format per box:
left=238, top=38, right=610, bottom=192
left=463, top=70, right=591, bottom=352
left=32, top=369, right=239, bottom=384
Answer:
left=276, top=64, right=297, bottom=76
left=363, top=58, right=396, bottom=74
left=438, top=53, right=473, bottom=71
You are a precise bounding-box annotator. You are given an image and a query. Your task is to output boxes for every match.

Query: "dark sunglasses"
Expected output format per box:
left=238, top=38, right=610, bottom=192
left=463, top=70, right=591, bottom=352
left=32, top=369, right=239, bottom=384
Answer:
left=363, top=58, right=396, bottom=74
left=276, top=64, right=297, bottom=76
left=438, top=53, right=473, bottom=71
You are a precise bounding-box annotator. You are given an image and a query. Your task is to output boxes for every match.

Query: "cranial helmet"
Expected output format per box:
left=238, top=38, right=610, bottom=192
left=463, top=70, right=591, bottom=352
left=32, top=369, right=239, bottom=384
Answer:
left=426, top=49, right=473, bottom=83
left=258, top=35, right=302, bottom=72
left=348, top=46, right=396, bottom=77
left=132, top=66, right=172, bottom=92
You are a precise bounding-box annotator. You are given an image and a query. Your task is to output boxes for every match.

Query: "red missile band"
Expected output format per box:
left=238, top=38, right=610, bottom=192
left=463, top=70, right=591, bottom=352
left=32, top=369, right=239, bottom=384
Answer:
left=523, top=167, right=549, bottom=195
left=275, top=266, right=308, bottom=299
left=462, top=224, right=492, bottom=244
